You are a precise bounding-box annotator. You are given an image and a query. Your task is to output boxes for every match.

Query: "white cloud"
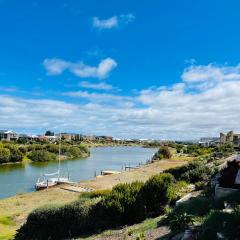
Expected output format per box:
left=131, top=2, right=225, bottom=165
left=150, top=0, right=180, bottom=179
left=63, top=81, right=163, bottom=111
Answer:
left=3, top=63, right=240, bottom=139
left=92, top=13, right=135, bottom=30
left=79, top=81, right=113, bottom=90
left=93, top=16, right=118, bottom=29
left=43, top=58, right=117, bottom=79
left=182, top=64, right=240, bottom=83
left=63, top=90, right=133, bottom=105
left=43, top=58, right=69, bottom=75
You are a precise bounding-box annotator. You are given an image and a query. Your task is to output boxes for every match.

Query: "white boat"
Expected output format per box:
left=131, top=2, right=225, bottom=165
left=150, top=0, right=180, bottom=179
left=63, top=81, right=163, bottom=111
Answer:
left=35, top=134, right=70, bottom=190
left=35, top=176, right=59, bottom=190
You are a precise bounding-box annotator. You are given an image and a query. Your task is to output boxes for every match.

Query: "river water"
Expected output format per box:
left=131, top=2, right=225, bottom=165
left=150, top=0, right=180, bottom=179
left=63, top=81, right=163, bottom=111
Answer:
left=0, top=147, right=157, bottom=199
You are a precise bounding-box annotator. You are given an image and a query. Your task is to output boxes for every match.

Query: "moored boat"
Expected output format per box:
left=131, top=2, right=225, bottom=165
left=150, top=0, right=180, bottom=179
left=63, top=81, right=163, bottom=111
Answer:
left=34, top=133, right=70, bottom=190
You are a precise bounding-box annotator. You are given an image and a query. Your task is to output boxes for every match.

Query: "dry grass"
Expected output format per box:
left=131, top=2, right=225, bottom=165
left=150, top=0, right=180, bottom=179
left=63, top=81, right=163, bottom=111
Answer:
left=78, top=160, right=187, bottom=190
left=0, top=188, right=80, bottom=239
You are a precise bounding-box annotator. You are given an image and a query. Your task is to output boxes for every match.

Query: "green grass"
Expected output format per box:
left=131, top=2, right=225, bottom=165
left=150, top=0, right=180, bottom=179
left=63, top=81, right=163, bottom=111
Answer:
left=0, top=215, right=16, bottom=240
left=0, top=216, right=15, bottom=226
left=127, top=216, right=162, bottom=236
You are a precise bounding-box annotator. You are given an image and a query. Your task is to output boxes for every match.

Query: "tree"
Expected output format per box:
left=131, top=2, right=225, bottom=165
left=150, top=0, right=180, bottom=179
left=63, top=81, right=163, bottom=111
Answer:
left=0, top=147, right=11, bottom=163
left=29, top=150, right=57, bottom=162
left=45, top=130, right=54, bottom=136
left=153, top=146, right=172, bottom=160
left=9, top=147, right=23, bottom=162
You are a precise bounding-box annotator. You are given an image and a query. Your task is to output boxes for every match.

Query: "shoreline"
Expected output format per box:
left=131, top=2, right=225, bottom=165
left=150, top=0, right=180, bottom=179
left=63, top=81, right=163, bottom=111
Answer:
left=0, top=158, right=187, bottom=239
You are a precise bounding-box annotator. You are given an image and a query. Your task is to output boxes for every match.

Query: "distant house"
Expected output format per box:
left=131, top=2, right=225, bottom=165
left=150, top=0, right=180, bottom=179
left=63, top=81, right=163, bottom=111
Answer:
left=199, top=137, right=219, bottom=147
left=220, top=131, right=240, bottom=146
left=40, top=135, right=58, bottom=142
left=18, top=134, right=34, bottom=141
left=80, top=135, right=96, bottom=141
left=96, top=136, right=113, bottom=142
left=0, top=130, right=18, bottom=141
left=57, top=133, right=82, bottom=141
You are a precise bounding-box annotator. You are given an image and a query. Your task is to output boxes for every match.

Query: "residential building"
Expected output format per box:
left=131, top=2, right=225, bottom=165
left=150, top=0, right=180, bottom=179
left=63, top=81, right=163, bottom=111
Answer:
left=0, top=130, right=18, bottom=141
left=57, top=133, right=82, bottom=141
left=220, top=131, right=240, bottom=146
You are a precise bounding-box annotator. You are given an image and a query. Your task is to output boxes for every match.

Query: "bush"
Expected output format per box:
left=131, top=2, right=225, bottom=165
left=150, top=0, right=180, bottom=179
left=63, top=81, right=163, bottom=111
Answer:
left=195, top=181, right=205, bottom=190
left=168, top=212, right=194, bottom=232
left=68, top=146, right=81, bottom=158
left=153, top=146, right=172, bottom=160
left=165, top=161, right=214, bottom=184
left=139, top=173, right=176, bottom=216
left=9, top=147, right=23, bottom=162
left=94, top=181, right=144, bottom=228
left=81, top=189, right=111, bottom=199
left=0, top=147, right=11, bottom=163
left=167, top=196, right=213, bottom=218
left=79, top=144, right=89, bottom=154
left=45, top=144, right=59, bottom=154
left=15, top=199, right=98, bottom=240
left=28, top=150, right=57, bottom=162
left=180, top=165, right=213, bottom=183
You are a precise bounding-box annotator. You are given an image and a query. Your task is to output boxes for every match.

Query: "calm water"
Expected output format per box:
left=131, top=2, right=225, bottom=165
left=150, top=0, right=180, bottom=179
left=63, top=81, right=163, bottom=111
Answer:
left=0, top=147, right=157, bottom=199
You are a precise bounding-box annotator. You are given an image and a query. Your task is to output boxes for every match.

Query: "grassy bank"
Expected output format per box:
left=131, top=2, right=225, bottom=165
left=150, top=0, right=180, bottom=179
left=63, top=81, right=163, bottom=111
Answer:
left=0, top=158, right=187, bottom=239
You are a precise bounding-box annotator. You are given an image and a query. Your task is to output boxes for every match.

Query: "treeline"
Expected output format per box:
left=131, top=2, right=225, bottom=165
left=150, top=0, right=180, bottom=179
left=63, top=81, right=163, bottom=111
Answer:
left=27, top=143, right=89, bottom=162
left=0, top=142, right=89, bottom=164
left=15, top=159, right=214, bottom=240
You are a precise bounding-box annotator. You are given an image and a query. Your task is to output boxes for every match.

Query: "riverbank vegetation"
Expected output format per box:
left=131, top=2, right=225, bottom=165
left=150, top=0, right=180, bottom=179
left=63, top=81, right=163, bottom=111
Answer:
left=0, top=141, right=89, bottom=164
left=14, top=155, right=217, bottom=240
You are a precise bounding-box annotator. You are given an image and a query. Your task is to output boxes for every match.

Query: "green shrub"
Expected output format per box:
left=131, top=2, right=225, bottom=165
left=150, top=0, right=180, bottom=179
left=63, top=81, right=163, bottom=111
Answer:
left=0, top=147, right=11, bottom=163
left=81, top=189, right=111, bottom=199
left=79, top=144, right=89, bottom=153
left=167, top=196, right=213, bottom=219
left=44, top=144, right=59, bottom=153
left=94, top=181, right=144, bottom=228
left=153, top=146, right=172, bottom=160
left=28, top=150, right=57, bottom=162
left=139, top=173, right=176, bottom=216
left=9, top=147, right=23, bottom=162
left=166, top=161, right=213, bottom=184
left=168, top=212, right=194, bottom=232
left=68, top=146, right=81, bottom=158
left=195, top=181, right=205, bottom=190
left=15, top=199, right=98, bottom=240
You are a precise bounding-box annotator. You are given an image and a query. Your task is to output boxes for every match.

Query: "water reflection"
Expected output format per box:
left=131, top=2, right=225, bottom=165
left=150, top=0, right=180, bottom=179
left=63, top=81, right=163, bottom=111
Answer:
left=0, top=163, right=25, bottom=173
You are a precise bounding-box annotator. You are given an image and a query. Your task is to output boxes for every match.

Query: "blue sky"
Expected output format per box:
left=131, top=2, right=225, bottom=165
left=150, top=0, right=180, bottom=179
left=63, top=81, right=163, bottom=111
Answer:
left=1, top=0, right=240, bottom=139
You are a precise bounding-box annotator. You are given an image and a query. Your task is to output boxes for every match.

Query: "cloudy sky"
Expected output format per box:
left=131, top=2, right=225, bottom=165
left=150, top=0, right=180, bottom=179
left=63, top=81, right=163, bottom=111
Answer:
left=1, top=0, right=240, bottom=140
